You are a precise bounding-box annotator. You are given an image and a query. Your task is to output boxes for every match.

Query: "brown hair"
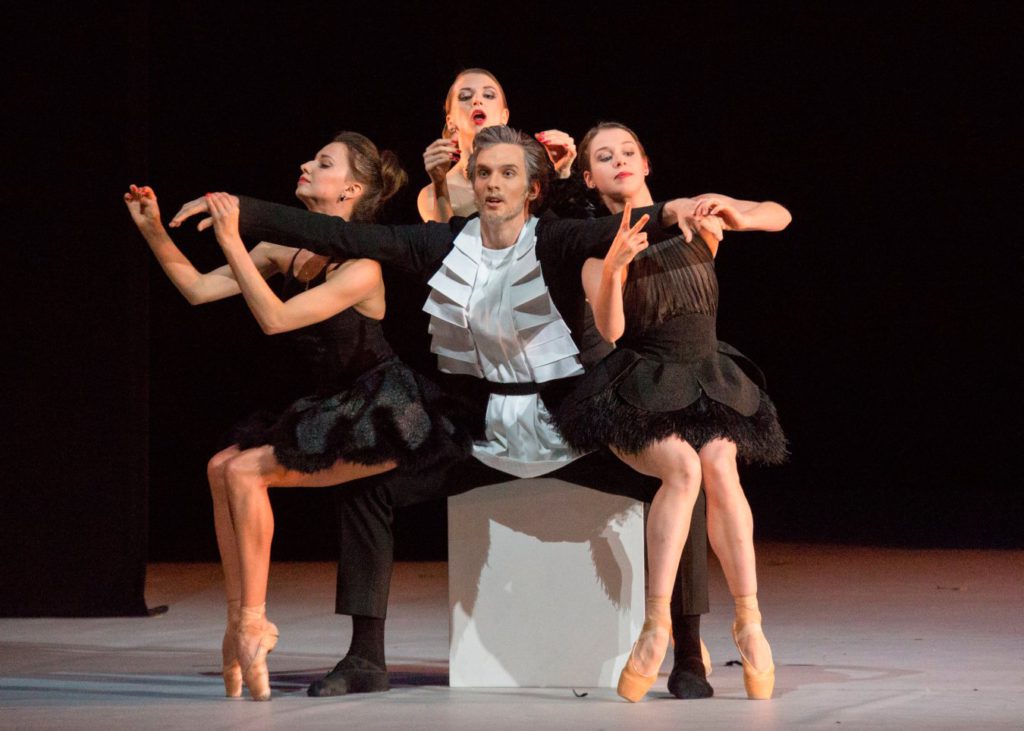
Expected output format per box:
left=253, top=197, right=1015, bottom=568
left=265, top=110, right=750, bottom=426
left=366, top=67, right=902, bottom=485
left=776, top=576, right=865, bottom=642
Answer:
left=467, top=125, right=550, bottom=214
left=442, top=68, right=508, bottom=136
left=578, top=121, right=650, bottom=177
left=332, top=131, right=408, bottom=222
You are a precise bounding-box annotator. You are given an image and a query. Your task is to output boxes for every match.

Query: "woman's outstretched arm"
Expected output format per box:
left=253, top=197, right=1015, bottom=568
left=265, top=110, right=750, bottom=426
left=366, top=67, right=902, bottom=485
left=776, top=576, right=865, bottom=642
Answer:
left=663, top=194, right=789, bottom=256
left=124, top=185, right=276, bottom=304
left=205, top=193, right=382, bottom=335
left=171, top=193, right=447, bottom=279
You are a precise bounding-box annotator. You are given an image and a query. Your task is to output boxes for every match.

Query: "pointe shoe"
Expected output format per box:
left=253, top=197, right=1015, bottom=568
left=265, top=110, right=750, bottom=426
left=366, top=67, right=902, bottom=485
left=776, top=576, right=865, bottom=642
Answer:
left=237, top=605, right=280, bottom=701
left=617, top=617, right=671, bottom=703
left=222, top=600, right=242, bottom=698
left=732, top=621, right=775, bottom=700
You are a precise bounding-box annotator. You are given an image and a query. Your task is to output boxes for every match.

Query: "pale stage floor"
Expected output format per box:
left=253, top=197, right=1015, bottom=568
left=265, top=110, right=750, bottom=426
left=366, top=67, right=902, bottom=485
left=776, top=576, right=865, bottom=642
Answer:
left=1, top=543, right=1021, bottom=730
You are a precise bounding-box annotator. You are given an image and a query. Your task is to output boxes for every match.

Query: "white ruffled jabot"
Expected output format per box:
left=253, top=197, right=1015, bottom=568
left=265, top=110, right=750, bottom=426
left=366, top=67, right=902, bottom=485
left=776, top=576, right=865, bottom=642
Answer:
left=422, top=217, right=586, bottom=477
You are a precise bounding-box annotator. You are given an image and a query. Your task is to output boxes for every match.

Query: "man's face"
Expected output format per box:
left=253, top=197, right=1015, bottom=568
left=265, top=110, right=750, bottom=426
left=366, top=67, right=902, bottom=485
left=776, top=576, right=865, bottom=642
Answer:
left=472, top=143, right=536, bottom=226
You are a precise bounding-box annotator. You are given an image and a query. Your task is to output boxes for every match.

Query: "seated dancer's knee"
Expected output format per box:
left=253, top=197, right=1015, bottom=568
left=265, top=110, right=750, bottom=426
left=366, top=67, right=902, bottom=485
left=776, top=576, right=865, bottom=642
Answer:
left=699, top=440, right=739, bottom=482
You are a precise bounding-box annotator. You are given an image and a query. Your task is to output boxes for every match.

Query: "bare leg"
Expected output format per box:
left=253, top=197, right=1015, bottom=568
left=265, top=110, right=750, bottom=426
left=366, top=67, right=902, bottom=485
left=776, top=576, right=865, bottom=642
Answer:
left=614, top=438, right=703, bottom=624
left=221, top=445, right=395, bottom=700
left=700, top=440, right=757, bottom=596
left=700, top=438, right=774, bottom=696
left=207, top=446, right=243, bottom=602
left=223, top=446, right=396, bottom=607
left=206, top=445, right=244, bottom=697
left=612, top=437, right=702, bottom=701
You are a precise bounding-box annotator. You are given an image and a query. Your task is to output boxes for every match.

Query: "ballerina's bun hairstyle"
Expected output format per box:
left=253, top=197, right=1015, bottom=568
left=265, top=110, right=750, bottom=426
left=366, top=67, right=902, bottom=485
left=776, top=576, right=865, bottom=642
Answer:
left=442, top=67, right=508, bottom=135
left=578, top=121, right=650, bottom=176
left=332, top=131, right=408, bottom=222
left=467, top=125, right=550, bottom=214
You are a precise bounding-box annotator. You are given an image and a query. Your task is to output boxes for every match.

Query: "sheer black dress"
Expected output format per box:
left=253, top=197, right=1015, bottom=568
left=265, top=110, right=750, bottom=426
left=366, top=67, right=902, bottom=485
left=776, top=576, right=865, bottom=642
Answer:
left=232, top=253, right=471, bottom=474
left=553, top=234, right=788, bottom=464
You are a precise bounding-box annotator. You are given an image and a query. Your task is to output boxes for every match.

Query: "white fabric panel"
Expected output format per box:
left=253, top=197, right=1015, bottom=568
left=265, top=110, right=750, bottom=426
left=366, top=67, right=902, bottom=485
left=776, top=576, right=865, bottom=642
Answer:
left=422, top=217, right=585, bottom=475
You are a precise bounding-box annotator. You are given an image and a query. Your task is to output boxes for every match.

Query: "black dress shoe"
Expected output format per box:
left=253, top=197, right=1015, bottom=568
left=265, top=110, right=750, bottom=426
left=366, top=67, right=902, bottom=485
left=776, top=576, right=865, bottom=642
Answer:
left=307, top=655, right=390, bottom=697
left=667, top=657, right=714, bottom=699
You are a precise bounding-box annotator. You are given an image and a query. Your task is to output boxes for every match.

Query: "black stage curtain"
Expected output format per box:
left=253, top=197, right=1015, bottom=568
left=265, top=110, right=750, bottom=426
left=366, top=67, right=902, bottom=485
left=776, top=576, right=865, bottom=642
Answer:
left=1, top=4, right=1020, bottom=610
left=1, top=5, right=151, bottom=616
left=136, top=4, right=1020, bottom=555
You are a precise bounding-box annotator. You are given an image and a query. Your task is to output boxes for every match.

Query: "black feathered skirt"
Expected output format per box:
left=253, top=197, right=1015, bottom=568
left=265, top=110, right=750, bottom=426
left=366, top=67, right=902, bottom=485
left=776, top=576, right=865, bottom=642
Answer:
left=552, top=315, right=788, bottom=465
left=230, top=357, right=473, bottom=474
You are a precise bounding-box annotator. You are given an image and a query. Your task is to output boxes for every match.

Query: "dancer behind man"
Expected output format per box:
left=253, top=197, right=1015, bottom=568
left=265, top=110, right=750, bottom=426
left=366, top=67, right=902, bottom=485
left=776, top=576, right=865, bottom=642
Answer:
left=553, top=122, right=790, bottom=700
left=171, top=125, right=717, bottom=699
left=417, top=67, right=577, bottom=222
left=126, top=133, right=470, bottom=701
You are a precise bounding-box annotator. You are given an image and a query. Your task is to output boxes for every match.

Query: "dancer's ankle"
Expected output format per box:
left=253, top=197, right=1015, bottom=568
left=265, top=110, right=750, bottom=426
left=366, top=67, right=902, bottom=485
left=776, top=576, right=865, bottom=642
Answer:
left=733, top=594, right=761, bottom=624
left=646, top=595, right=671, bottom=625
left=732, top=593, right=772, bottom=673
left=632, top=595, right=671, bottom=676
left=240, top=603, right=268, bottom=629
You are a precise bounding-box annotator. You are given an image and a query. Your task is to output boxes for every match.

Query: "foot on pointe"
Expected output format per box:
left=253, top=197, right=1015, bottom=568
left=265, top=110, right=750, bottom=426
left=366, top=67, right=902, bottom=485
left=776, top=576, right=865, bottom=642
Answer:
left=237, top=607, right=279, bottom=702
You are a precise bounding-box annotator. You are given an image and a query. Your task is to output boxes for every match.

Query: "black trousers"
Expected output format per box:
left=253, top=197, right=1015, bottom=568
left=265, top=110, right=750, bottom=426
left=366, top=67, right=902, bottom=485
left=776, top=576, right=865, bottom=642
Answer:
left=332, top=449, right=709, bottom=619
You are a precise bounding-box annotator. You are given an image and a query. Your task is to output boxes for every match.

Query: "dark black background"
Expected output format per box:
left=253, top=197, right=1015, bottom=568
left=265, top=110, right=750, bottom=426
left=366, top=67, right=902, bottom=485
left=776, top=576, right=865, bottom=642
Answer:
left=3, top=2, right=1020, bottom=612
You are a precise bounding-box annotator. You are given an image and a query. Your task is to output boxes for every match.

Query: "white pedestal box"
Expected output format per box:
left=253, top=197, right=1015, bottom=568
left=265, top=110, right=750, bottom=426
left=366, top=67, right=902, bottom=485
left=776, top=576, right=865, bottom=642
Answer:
left=447, top=478, right=644, bottom=688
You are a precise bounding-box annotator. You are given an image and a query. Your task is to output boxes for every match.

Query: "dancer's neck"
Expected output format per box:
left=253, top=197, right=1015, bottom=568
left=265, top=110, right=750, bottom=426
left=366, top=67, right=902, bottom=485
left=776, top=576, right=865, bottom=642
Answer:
left=480, top=211, right=529, bottom=250
left=602, top=185, right=654, bottom=215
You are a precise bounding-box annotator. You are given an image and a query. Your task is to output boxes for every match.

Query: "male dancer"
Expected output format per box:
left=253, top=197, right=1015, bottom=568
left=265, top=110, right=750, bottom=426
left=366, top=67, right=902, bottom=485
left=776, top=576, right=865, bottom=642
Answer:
left=172, top=126, right=717, bottom=699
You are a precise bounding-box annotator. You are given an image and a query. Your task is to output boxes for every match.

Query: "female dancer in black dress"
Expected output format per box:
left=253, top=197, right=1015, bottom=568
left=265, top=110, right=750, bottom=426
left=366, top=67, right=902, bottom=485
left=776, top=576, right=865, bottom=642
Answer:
left=124, top=133, right=468, bottom=701
left=554, top=122, right=791, bottom=701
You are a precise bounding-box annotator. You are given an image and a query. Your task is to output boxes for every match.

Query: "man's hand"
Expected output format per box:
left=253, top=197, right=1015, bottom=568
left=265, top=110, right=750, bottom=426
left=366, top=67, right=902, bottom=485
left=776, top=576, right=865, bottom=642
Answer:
left=206, top=192, right=242, bottom=244
left=662, top=198, right=697, bottom=242
left=169, top=195, right=214, bottom=231
left=693, top=197, right=748, bottom=230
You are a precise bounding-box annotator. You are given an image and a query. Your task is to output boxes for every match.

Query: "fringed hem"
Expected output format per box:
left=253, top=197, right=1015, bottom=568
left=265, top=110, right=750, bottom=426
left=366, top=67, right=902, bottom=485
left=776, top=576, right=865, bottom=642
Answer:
left=553, top=389, right=788, bottom=466
left=229, top=359, right=473, bottom=474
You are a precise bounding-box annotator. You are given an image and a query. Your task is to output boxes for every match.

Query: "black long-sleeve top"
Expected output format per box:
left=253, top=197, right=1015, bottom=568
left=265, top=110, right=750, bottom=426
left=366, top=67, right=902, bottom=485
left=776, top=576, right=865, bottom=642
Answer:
left=236, top=196, right=673, bottom=419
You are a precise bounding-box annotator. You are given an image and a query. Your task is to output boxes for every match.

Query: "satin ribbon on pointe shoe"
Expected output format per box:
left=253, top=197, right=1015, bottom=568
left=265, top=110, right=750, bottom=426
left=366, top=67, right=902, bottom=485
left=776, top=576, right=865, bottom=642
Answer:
left=237, top=605, right=279, bottom=701
left=732, top=621, right=774, bottom=700
left=617, top=597, right=672, bottom=703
